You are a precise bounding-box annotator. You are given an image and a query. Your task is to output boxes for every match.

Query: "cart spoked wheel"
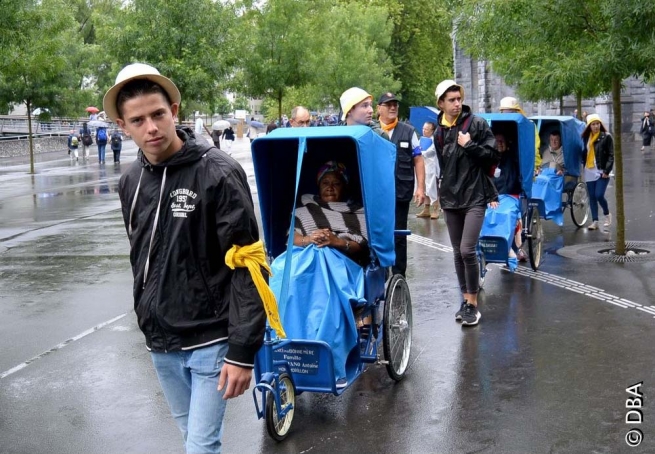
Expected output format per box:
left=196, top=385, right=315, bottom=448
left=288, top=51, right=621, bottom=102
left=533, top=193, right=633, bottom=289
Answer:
left=478, top=250, right=487, bottom=289
left=527, top=207, right=543, bottom=271
left=570, top=182, right=590, bottom=228
left=265, top=373, right=295, bottom=441
left=383, top=275, right=413, bottom=381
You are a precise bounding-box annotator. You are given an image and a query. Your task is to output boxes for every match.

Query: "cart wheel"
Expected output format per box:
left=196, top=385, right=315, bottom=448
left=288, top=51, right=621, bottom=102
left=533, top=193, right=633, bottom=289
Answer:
left=478, top=250, right=487, bottom=288
left=383, top=275, right=412, bottom=381
left=570, top=182, right=589, bottom=228
left=265, top=373, right=295, bottom=441
left=527, top=207, right=543, bottom=271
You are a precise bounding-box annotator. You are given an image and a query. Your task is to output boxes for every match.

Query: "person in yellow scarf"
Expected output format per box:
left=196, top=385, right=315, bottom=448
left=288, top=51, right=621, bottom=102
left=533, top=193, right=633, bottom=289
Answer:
left=581, top=114, right=614, bottom=230
left=376, top=92, right=426, bottom=276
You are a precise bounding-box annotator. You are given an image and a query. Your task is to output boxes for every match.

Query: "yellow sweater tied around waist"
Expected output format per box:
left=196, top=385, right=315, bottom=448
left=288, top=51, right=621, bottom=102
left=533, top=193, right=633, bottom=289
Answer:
left=225, top=240, right=286, bottom=338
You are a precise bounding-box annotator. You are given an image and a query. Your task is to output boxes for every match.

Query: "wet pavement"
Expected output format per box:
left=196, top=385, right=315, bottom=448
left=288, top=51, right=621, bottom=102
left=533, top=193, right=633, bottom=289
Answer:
left=1, top=137, right=654, bottom=454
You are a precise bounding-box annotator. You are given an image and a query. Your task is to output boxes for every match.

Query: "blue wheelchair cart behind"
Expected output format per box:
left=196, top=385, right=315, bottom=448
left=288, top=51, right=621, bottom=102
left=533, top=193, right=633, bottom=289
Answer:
left=530, top=115, right=589, bottom=228
left=250, top=126, right=413, bottom=441
left=476, top=113, right=542, bottom=283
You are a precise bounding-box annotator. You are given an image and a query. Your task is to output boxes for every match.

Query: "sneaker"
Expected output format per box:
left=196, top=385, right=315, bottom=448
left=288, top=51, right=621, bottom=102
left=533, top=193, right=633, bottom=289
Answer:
left=603, top=214, right=612, bottom=227
left=587, top=221, right=599, bottom=230
left=460, top=304, right=481, bottom=326
left=455, top=301, right=467, bottom=321
left=517, top=248, right=528, bottom=262
left=336, top=378, right=348, bottom=389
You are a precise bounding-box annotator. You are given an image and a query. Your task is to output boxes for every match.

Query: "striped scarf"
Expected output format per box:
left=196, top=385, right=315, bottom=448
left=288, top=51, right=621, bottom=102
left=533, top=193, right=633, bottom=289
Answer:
left=294, top=194, right=368, bottom=245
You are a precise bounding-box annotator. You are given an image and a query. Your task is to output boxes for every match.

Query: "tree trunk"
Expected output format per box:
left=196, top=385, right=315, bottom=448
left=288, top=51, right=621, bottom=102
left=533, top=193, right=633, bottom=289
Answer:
left=559, top=96, right=563, bottom=115
left=278, top=92, right=282, bottom=128
left=611, top=77, right=625, bottom=255
left=26, top=99, right=35, bottom=175
left=576, top=92, right=582, bottom=120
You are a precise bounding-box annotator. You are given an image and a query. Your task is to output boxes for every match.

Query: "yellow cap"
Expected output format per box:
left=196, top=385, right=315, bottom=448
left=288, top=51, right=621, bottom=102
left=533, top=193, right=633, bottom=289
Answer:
left=340, top=87, right=372, bottom=121
left=499, top=97, right=525, bottom=115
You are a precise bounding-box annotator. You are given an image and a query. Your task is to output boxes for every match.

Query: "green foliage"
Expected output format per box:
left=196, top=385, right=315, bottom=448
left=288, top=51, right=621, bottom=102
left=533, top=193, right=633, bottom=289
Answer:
left=0, top=0, right=87, bottom=117
left=371, top=0, right=454, bottom=116
left=233, top=96, right=250, bottom=111
left=96, top=0, right=237, bottom=120
left=454, top=0, right=655, bottom=101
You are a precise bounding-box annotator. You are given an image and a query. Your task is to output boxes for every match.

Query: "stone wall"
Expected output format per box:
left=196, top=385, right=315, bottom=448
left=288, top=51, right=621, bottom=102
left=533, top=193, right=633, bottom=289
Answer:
left=454, top=43, right=655, bottom=140
left=0, top=136, right=68, bottom=158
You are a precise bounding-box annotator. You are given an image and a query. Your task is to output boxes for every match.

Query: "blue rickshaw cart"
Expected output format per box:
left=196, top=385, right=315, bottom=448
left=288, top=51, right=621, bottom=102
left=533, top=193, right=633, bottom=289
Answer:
left=476, top=113, right=543, bottom=280
left=530, top=115, right=589, bottom=228
left=250, top=126, right=413, bottom=441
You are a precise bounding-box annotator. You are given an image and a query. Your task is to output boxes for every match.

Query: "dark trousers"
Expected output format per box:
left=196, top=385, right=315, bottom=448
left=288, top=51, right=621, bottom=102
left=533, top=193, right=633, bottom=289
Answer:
left=112, top=149, right=121, bottom=162
left=393, top=199, right=410, bottom=276
left=443, top=206, right=486, bottom=294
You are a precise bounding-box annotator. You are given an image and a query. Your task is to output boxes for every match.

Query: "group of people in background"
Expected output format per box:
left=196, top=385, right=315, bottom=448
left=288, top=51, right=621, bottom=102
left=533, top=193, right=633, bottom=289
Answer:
left=67, top=122, right=122, bottom=163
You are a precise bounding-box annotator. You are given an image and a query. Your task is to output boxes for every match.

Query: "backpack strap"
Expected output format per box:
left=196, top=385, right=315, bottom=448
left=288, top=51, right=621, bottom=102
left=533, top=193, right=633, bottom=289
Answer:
left=435, top=114, right=474, bottom=151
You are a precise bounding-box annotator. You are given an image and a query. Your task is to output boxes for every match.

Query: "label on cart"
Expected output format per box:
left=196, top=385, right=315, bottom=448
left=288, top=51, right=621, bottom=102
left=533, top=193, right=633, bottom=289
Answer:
left=276, top=346, right=320, bottom=375
left=479, top=239, right=500, bottom=255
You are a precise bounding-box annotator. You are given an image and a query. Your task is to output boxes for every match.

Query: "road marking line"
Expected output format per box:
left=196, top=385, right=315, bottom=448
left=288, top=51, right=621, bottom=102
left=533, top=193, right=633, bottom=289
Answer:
left=0, top=313, right=128, bottom=380
left=409, top=235, right=645, bottom=316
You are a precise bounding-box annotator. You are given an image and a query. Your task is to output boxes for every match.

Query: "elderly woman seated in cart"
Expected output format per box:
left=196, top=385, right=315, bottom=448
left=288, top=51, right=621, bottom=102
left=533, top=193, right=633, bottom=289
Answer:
left=269, top=161, right=367, bottom=389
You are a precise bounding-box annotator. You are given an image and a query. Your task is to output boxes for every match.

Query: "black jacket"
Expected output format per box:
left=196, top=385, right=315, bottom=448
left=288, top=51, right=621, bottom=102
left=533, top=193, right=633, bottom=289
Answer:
left=582, top=131, right=614, bottom=175
left=118, top=128, right=266, bottom=366
left=434, top=106, right=499, bottom=209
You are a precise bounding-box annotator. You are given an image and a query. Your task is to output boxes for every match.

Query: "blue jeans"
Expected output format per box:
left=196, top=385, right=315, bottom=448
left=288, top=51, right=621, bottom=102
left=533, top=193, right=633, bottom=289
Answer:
left=586, top=178, right=610, bottom=221
left=97, top=144, right=106, bottom=162
left=151, top=342, right=229, bottom=454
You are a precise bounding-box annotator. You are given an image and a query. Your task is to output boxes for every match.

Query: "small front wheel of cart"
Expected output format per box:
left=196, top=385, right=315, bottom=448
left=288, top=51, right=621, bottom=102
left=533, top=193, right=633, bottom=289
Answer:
left=570, top=182, right=590, bottom=228
left=527, top=207, right=543, bottom=271
left=383, top=275, right=413, bottom=381
left=265, top=373, right=295, bottom=441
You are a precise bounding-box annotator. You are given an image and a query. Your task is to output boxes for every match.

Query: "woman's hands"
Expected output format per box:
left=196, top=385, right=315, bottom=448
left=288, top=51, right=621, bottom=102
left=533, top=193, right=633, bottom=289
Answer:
left=310, top=229, right=341, bottom=248
left=294, top=229, right=360, bottom=255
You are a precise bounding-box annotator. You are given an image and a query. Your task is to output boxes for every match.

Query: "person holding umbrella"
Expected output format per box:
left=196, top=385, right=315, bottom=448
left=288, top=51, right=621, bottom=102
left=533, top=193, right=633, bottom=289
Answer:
left=86, top=106, right=100, bottom=121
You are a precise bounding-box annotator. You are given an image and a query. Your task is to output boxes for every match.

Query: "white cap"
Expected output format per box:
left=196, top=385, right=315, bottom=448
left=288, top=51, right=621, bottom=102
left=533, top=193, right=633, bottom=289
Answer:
left=103, top=63, right=181, bottom=121
left=340, top=87, right=372, bottom=121
left=435, top=79, right=464, bottom=102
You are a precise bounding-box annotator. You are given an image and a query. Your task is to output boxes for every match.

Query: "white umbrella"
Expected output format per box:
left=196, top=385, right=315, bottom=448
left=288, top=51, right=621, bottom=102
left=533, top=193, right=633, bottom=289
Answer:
left=212, top=120, right=231, bottom=131
left=88, top=120, right=110, bottom=128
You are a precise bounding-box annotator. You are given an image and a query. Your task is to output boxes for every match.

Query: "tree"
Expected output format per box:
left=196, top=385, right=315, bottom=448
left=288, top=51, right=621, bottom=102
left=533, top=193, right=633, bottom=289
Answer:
left=454, top=0, right=655, bottom=255
left=238, top=0, right=315, bottom=125
left=233, top=96, right=250, bottom=112
left=0, top=0, right=86, bottom=174
left=302, top=1, right=400, bottom=111
left=96, top=0, right=237, bottom=122
left=370, top=0, right=454, bottom=117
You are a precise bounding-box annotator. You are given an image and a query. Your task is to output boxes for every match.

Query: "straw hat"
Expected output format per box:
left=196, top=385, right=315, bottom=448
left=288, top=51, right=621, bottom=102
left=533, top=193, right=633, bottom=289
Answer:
left=103, top=63, right=181, bottom=121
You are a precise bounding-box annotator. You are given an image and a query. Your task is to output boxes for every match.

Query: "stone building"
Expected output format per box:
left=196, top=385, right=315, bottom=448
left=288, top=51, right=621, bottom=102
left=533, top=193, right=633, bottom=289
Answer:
left=454, top=45, right=655, bottom=139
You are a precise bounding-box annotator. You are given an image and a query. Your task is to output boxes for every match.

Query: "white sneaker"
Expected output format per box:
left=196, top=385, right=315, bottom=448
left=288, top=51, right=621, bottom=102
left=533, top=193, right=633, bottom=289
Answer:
left=603, top=214, right=612, bottom=227
left=588, top=221, right=599, bottom=230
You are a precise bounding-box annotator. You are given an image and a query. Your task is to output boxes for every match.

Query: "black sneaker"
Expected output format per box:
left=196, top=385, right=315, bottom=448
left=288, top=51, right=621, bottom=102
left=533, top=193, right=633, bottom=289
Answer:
left=460, top=304, right=481, bottom=326
left=455, top=301, right=467, bottom=321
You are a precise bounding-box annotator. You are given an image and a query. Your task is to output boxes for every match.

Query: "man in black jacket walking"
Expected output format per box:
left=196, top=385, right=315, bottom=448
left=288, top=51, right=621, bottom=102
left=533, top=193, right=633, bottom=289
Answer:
left=434, top=80, right=498, bottom=326
left=376, top=92, right=426, bottom=276
left=104, top=63, right=266, bottom=453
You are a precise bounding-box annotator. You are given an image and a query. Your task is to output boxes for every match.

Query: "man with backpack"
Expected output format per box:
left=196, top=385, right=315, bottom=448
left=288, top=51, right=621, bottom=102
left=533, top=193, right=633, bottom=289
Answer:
left=80, top=122, right=93, bottom=160
left=433, top=79, right=498, bottom=327
left=67, top=129, right=80, bottom=161
left=96, top=126, right=108, bottom=164
left=110, top=129, right=122, bottom=163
